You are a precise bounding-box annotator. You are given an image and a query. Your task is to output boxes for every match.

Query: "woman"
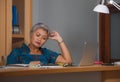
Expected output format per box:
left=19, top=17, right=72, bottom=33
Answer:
left=7, top=23, right=72, bottom=65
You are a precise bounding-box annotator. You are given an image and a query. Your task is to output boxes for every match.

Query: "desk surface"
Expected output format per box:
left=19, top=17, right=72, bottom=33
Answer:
left=0, top=65, right=120, bottom=77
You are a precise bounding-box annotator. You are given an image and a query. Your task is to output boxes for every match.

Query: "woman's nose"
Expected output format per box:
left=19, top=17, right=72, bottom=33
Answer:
left=38, top=36, right=42, bottom=40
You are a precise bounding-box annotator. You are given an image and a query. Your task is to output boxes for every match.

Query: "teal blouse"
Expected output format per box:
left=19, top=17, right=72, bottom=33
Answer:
left=7, top=43, right=60, bottom=65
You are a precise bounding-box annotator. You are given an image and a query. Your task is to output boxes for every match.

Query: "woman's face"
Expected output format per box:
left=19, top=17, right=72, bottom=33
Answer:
left=30, top=28, right=48, bottom=48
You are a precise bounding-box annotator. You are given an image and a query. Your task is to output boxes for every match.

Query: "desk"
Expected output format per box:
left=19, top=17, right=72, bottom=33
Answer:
left=0, top=65, right=120, bottom=82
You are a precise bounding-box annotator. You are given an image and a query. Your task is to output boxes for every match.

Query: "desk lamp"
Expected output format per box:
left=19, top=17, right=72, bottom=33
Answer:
left=93, top=0, right=120, bottom=14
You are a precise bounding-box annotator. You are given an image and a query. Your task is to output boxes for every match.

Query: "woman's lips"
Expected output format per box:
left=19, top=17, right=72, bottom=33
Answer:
left=36, top=41, right=41, bottom=45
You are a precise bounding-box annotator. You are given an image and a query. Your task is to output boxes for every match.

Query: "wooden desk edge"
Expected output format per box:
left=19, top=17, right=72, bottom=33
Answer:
left=0, top=65, right=120, bottom=77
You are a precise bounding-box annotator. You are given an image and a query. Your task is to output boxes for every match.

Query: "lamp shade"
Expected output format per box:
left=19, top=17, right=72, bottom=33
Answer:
left=93, top=4, right=109, bottom=14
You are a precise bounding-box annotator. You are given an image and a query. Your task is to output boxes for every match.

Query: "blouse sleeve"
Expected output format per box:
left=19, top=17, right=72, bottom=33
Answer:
left=7, top=48, right=20, bottom=64
left=44, top=48, right=60, bottom=64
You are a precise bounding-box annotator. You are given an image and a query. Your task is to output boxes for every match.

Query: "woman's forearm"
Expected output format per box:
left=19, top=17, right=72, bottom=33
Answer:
left=58, top=41, right=72, bottom=64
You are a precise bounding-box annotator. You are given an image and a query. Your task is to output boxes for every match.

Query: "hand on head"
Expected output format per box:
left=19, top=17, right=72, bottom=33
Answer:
left=49, top=31, right=63, bottom=43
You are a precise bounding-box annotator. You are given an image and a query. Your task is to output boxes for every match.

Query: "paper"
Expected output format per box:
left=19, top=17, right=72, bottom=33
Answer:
left=7, top=64, right=29, bottom=67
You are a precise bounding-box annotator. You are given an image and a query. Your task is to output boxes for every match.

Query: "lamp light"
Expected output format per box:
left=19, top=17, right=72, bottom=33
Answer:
left=93, top=0, right=120, bottom=14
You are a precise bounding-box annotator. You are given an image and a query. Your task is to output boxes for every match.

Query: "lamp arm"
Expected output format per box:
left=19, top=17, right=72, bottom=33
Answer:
left=109, top=0, right=120, bottom=10
left=101, top=0, right=105, bottom=5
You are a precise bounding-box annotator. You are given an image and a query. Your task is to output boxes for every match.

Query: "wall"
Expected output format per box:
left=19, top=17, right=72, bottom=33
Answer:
left=105, top=0, right=120, bottom=60
left=111, top=13, right=120, bottom=59
left=109, top=0, right=120, bottom=59
left=33, top=0, right=98, bottom=64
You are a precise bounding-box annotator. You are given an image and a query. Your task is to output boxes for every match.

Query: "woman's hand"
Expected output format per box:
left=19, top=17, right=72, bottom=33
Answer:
left=49, top=31, right=63, bottom=43
left=29, top=61, right=41, bottom=65
left=29, top=61, right=41, bottom=68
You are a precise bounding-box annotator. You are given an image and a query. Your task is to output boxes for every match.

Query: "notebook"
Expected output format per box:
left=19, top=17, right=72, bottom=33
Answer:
left=71, top=41, right=97, bottom=67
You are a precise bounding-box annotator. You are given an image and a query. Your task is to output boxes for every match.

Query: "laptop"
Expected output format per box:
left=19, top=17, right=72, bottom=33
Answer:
left=67, top=41, right=97, bottom=67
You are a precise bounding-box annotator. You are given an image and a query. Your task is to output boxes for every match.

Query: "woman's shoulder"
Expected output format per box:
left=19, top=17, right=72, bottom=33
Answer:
left=11, top=43, right=30, bottom=53
left=10, top=48, right=23, bottom=55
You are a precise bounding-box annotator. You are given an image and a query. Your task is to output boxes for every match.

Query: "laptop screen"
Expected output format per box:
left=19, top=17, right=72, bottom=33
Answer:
left=78, top=42, right=97, bottom=66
